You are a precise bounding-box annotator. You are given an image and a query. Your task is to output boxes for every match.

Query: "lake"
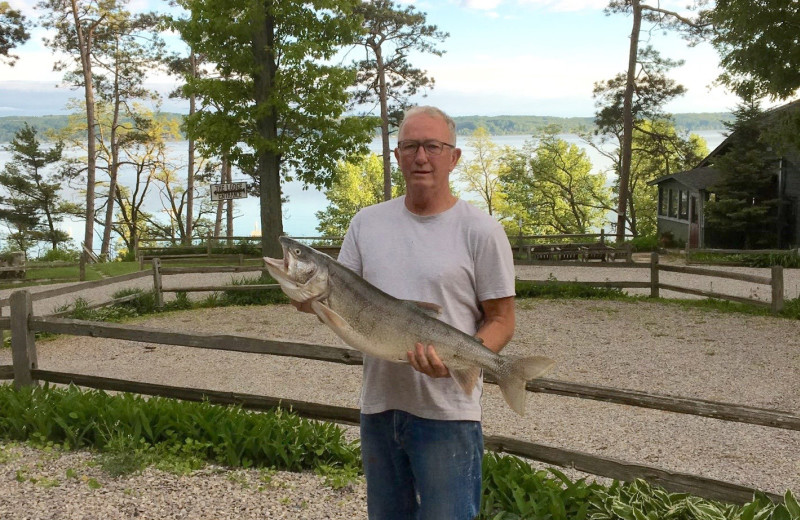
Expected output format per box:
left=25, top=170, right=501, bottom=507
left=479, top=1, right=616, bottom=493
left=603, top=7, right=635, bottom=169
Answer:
left=0, top=130, right=725, bottom=249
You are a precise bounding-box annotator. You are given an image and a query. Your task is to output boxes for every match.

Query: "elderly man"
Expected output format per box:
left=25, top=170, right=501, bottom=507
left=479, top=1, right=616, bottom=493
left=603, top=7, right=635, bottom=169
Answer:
left=336, top=105, right=516, bottom=519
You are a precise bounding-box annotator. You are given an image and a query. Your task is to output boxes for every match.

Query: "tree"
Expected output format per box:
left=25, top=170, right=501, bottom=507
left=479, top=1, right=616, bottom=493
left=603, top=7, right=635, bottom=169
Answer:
left=500, top=127, right=611, bottom=236
left=39, top=0, right=114, bottom=255
left=316, top=153, right=405, bottom=237
left=109, top=113, right=180, bottom=254
left=628, top=120, right=708, bottom=237
left=0, top=124, right=78, bottom=252
left=706, top=0, right=800, bottom=101
left=588, top=46, right=695, bottom=236
left=605, top=0, right=709, bottom=241
left=167, top=51, right=203, bottom=244
left=0, top=1, right=29, bottom=65
left=87, top=7, right=164, bottom=258
left=456, top=127, right=507, bottom=217
left=705, top=100, right=781, bottom=249
left=172, top=0, right=375, bottom=257
left=353, top=0, right=447, bottom=201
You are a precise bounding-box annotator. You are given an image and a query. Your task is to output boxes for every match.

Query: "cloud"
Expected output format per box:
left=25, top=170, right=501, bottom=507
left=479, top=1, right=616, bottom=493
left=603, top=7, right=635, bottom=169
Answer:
left=459, top=0, right=503, bottom=9
left=515, top=0, right=608, bottom=11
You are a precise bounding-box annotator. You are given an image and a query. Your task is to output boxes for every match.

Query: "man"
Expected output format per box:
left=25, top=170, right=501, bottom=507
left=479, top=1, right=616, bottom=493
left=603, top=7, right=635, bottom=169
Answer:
left=335, top=105, right=517, bottom=519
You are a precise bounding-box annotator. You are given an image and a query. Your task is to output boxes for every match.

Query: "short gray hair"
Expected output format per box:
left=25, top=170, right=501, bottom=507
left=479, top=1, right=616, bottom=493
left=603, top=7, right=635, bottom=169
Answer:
left=397, top=105, right=457, bottom=145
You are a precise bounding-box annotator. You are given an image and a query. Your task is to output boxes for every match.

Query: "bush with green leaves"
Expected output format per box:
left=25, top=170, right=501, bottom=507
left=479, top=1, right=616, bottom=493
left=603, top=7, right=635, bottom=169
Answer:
left=0, top=384, right=360, bottom=474
left=515, top=279, right=627, bottom=300
left=216, top=274, right=289, bottom=306
left=627, top=234, right=660, bottom=252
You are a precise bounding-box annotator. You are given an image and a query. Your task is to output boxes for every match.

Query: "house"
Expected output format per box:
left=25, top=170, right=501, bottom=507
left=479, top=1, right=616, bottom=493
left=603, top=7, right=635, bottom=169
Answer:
left=649, top=100, right=800, bottom=249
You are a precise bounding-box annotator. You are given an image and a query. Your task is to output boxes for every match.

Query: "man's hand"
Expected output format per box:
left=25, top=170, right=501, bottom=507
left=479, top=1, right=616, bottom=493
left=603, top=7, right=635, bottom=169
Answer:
left=407, top=343, right=450, bottom=378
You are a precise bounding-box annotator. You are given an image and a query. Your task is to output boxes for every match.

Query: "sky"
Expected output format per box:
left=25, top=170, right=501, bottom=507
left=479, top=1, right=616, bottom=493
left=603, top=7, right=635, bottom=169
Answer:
left=0, top=0, right=747, bottom=118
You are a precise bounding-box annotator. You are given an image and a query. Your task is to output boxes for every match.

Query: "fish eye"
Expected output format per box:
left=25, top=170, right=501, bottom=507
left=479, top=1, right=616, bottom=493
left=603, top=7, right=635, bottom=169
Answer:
left=293, top=248, right=301, bottom=256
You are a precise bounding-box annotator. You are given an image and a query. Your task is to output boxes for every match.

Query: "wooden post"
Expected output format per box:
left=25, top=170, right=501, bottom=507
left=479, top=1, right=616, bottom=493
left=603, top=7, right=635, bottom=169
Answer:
left=152, top=258, right=164, bottom=308
left=600, top=229, right=605, bottom=245
left=138, top=253, right=144, bottom=271
left=79, top=250, right=86, bottom=281
left=238, top=253, right=244, bottom=266
left=650, top=252, right=659, bottom=298
left=10, top=290, right=37, bottom=388
left=771, top=265, right=784, bottom=314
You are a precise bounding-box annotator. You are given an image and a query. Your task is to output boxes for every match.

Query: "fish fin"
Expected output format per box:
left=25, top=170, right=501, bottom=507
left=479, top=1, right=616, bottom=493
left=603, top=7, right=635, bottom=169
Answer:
left=403, top=300, right=443, bottom=317
left=494, top=356, right=555, bottom=416
left=450, top=367, right=481, bottom=396
left=310, top=300, right=384, bottom=357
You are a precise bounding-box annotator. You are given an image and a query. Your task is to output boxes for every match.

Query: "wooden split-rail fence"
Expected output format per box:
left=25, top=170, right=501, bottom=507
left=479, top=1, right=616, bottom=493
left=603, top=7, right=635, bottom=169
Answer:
left=0, top=254, right=797, bottom=504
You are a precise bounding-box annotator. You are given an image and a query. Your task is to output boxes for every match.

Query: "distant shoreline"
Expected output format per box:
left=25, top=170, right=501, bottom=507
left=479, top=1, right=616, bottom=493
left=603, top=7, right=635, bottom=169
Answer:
left=0, top=112, right=732, bottom=143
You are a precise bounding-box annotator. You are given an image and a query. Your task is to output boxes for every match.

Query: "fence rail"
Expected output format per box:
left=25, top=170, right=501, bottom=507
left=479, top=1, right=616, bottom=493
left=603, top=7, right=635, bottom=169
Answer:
left=0, top=289, right=794, bottom=504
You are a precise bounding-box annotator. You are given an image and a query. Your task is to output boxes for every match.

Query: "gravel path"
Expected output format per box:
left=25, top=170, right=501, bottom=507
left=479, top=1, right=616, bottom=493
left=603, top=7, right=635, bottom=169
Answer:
left=0, top=262, right=799, bottom=518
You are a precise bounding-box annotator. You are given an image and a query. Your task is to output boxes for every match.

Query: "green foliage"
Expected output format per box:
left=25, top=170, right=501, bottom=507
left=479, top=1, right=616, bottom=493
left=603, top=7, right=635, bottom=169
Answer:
left=628, top=234, right=660, bottom=252
left=0, top=1, right=29, bottom=65
left=515, top=279, right=627, bottom=300
left=0, top=384, right=361, bottom=474
left=705, top=101, right=781, bottom=249
left=480, top=453, right=603, bottom=519
left=500, top=126, right=610, bottom=235
left=316, top=153, right=404, bottom=236
left=172, top=0, right=375, bottom=255
left=216, top=274, right=289, bottom=306
left=37, top=247, right=80, bottom=262
left=708, top=0, right=800, bottom=101
left=457, top=127, right=509, bottom=217
left=0, top=124, right=75, bottom=253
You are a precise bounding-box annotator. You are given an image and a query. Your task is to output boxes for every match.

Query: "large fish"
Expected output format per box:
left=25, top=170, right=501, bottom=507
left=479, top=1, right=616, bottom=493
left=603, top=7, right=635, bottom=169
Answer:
left=263, top=236, right=555, bottom=416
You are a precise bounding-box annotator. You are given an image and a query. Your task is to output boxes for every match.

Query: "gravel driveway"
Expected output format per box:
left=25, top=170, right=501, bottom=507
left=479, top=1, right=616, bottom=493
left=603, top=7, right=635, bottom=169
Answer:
left=0, top=262, right=798, bottom=519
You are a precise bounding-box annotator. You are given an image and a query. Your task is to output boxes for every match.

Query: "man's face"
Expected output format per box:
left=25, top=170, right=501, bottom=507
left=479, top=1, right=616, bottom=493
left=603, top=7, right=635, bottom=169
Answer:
left=394, top=113, right=461, bottom=195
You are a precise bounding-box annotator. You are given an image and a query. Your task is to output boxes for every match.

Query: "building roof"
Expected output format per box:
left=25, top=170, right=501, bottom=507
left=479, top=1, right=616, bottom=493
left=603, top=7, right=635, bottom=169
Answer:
left=650, top=99, right=800, bottom=189
left=648, top=166, right=723, bottom=190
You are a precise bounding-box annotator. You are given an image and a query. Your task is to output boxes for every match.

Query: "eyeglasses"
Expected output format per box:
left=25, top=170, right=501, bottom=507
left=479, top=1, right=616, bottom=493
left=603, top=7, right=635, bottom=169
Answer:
left=396, top=140, right=455, bottom=156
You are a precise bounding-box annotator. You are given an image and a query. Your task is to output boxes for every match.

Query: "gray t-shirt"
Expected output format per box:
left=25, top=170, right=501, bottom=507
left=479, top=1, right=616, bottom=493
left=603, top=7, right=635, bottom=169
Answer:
left=337, top=196, right=516, bottom=421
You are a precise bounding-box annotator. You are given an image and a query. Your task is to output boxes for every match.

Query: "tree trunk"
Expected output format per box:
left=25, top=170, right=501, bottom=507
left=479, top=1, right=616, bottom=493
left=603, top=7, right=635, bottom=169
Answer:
left=226, top=159, right=233, bottom=246
left=375, top=45, right=392, bottom=201
left=101, top=46, right=121, bottom=259
left=617, top=0, right=641, bottom=243
left=72, top=0, right=96, bottom=254
left=185, top=51, right=196, bottom=245
left=214, top=155, right=225, bottom=239
left=252, top=8, right=283, bottom=258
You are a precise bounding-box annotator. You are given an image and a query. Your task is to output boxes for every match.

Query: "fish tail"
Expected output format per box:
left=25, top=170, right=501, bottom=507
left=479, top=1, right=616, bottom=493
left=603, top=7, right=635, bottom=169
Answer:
left=495, top=356, right=555, bottom=416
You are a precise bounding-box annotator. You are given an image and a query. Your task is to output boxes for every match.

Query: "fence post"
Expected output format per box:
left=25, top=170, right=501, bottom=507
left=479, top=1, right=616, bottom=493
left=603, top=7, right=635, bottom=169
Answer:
left=238, top=253, right=244, bottom=266
left=650, top=252, right=660, bottom=298
left=771, top=265, right=784, bottom=314
left=10, top=290, right=37, bottom=388
left=152, top=258, right=164, bottom=308
left=79, top=250, right=86, bottom=281
left=600, top=229, right=605, bottom=245
left=138, top=253, right=144, bottom=271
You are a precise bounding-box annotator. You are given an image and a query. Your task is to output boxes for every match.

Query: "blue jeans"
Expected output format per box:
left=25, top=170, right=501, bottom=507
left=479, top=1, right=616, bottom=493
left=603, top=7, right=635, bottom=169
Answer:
left=360, top=410, right=483, bottom=520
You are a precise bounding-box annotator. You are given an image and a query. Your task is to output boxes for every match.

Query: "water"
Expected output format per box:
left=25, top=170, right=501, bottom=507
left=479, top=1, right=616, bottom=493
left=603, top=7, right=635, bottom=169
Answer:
left=0, top=130, right=725, bottom=251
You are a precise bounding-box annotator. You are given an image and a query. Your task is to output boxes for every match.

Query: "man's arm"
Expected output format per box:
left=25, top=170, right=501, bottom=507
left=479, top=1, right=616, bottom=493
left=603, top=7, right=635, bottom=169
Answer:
left=407, top=295, right=516, bottom=378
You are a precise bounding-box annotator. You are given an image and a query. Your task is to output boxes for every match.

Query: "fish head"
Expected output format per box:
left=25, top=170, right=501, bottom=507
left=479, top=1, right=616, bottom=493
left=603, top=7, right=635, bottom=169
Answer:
left=263, top=237, right=330, bottom=302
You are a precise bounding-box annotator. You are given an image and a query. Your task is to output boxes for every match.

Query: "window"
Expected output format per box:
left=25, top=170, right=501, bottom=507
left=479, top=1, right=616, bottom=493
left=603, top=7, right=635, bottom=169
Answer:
left=669, top=189, right=678, bottom=218
left=659, top=187, right=668, bottom=215
left=679, top=190, right=689, bottom=220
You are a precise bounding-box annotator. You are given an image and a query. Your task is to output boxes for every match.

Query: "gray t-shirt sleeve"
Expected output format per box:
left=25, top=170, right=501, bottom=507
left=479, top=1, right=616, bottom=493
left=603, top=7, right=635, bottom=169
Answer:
left=337, top=213, right=362, bottom=275
left=474, top=219, right=516, bottom=302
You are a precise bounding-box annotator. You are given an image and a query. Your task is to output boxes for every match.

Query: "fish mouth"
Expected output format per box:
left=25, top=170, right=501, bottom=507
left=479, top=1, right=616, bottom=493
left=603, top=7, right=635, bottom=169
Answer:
left=263, top=255, right=286, bottom=272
